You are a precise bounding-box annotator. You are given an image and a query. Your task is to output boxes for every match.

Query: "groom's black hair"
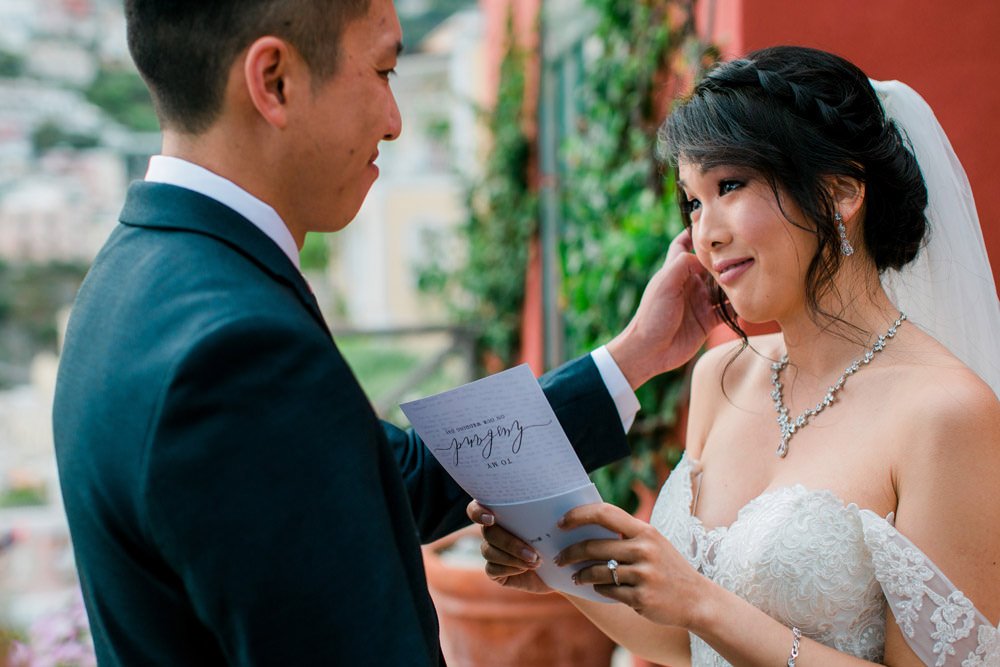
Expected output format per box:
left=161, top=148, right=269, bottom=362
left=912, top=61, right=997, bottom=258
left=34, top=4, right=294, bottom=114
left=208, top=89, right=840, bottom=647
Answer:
left=660, top=45, right=928, bottom=339
left=124, top=0, right=371, bottom=134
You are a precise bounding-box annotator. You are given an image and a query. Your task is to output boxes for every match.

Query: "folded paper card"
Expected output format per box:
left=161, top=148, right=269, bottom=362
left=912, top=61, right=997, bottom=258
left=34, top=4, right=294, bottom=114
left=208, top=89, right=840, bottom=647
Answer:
left=400, top=364, right=618, bottom=603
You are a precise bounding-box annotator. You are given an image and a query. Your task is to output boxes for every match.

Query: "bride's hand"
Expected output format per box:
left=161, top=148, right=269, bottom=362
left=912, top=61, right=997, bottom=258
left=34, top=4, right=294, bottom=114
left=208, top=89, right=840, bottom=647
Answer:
left=555, top=503, right=707, bottom=628
left=466, top=500, right=553, bottom=595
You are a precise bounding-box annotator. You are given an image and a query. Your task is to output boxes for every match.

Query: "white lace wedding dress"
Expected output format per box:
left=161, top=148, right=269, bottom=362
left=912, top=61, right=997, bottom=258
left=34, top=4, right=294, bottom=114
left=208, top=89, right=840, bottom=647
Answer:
left=649, top=454, right=1000, bottom=666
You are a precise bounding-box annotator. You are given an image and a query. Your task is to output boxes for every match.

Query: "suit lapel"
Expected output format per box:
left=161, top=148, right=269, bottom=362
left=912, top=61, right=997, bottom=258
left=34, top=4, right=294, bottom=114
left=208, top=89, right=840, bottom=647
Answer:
left=118, top=181, right=329, bottom=334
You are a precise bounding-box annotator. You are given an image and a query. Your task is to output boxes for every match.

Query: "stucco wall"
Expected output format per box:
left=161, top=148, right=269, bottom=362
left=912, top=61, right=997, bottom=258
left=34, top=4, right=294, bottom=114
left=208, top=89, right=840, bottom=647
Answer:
left=702, top=0, right=1000, bottom=287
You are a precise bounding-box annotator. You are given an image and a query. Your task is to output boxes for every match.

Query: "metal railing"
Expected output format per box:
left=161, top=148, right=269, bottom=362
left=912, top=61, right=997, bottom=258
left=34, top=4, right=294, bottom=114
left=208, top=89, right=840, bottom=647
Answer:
left=330, top=324, right=478, bottom=417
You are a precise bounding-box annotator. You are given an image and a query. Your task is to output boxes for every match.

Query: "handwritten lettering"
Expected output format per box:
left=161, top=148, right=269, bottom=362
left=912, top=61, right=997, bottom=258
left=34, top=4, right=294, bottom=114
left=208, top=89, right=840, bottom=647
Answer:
left=434, top=418, right=552, bottom=467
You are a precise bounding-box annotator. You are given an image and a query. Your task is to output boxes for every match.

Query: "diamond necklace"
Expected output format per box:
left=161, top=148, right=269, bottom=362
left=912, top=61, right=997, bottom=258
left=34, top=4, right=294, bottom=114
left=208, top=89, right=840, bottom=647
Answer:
left=771, top=312, right=906, bottom=458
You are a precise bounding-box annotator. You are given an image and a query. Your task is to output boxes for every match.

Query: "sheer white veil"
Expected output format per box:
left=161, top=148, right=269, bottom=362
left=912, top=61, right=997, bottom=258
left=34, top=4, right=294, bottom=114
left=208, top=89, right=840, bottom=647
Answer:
left=872, top=80, right=1000, bottom=398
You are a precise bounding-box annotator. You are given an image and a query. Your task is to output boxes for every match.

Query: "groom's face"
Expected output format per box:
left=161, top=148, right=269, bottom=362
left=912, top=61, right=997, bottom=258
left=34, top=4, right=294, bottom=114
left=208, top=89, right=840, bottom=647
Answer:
left=288, top=0, right=403, bottom=234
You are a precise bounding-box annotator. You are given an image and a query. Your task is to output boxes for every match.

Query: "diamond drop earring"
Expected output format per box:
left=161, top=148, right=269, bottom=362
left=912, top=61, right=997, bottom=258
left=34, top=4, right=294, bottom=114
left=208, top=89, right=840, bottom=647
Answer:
left=836, top=212, right=854, bottom=256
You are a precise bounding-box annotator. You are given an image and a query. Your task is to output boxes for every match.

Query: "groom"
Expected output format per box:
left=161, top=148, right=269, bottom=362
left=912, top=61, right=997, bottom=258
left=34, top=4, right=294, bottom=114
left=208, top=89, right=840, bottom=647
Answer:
left=52, top=0, right=716, bottom=665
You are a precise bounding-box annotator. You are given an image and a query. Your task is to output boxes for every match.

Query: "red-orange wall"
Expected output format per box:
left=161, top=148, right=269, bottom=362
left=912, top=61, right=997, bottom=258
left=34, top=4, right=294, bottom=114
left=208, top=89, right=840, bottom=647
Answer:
left=701, top=0, right=1000, bottom=288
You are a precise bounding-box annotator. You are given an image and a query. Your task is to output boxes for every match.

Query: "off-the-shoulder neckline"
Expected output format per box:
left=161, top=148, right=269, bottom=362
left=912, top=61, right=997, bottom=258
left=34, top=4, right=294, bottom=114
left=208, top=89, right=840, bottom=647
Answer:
left=673, top=453, right=896, bottom=536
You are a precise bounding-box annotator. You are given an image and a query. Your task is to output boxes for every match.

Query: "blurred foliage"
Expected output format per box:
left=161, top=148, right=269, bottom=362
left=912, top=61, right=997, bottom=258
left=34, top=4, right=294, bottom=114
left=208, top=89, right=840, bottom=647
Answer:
left=0, top=627, right=28, bottom=667
left=337, top=336, right=465, bottom=426
left=299, top=233, right=329, bottom=272
left=0, top=261, right=88, bottom=387
left=31, top=121, right=99, bottom=155
left=2, top=590, right=94, bottom=666
left=419, top=16, right=536, bottom=370
left=415, top=1, right=716, bottom=510
left=561, top=0, right=717, bottom=511
left=85, top=66, right=159, bottom=132
left=0, top=50, right=24, bottom=78
left=0, top=485, right=47, bottom=509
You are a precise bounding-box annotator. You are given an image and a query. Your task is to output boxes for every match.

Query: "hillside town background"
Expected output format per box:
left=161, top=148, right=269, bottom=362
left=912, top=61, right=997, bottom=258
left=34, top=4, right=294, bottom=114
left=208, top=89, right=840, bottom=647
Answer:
left=5, top=0, right=997, bottom=663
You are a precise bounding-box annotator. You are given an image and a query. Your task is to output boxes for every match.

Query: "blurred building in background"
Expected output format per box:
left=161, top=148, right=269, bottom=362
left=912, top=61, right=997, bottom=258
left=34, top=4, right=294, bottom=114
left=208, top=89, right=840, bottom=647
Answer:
left=327, top=7, right=484, bottom=329
left=0, top=0, right=149, bottom=266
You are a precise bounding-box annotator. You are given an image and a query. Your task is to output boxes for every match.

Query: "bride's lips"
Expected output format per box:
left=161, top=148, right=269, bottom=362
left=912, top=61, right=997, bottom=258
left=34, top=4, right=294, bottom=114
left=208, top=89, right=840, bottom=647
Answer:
left=713, top=257, right=754, bottom=286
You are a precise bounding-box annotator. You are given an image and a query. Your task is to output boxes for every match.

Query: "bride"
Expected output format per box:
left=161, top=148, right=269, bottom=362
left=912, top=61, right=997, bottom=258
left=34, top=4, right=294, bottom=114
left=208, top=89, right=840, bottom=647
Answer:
left=469, top=46, right=1000, bottom=665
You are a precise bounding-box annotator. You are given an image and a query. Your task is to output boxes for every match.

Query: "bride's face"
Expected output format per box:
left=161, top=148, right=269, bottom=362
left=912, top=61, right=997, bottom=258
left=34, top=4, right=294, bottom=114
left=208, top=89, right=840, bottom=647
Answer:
left=679, top=160, right=819, bottom=324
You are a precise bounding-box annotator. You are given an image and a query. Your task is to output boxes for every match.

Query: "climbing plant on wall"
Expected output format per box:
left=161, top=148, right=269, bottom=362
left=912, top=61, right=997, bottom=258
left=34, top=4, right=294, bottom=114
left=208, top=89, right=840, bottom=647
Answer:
left=561, top=0, right=717, bottom=511
left=419, top=17, right=538, bottom=371
left=420, top=1, right=716, bottom=510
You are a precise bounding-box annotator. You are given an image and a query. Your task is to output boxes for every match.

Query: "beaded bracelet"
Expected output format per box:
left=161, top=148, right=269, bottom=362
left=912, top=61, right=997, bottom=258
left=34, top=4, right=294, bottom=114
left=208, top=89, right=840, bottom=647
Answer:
left=786, top=626, right=802, bottom=667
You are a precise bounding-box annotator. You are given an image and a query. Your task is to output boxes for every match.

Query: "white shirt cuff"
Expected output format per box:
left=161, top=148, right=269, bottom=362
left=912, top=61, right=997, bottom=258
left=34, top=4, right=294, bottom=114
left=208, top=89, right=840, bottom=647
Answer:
left=591, top=345, right=641, bottom=433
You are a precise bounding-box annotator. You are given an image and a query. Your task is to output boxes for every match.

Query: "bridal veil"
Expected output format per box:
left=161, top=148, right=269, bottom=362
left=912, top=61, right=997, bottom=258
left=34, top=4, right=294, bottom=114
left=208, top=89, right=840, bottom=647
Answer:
left=872, top=80, right=1000, bottom=398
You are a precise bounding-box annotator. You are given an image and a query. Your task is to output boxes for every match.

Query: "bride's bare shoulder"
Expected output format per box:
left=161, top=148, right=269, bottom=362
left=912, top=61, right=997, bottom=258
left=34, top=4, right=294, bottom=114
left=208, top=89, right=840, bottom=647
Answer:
left=686, top=333, right=783, bottom=456
left=691, top=333, right=783, bottom=392
left=892, top=326, right=997, bottom=416
left=890, top=326, right=999, bottom=458
left=891, top=329, right=1000, bottom=621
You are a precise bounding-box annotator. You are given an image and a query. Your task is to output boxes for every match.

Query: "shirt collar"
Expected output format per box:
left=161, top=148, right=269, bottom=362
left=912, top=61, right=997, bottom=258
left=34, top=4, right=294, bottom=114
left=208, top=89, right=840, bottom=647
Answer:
left=144, top=155, right=301, bottom=271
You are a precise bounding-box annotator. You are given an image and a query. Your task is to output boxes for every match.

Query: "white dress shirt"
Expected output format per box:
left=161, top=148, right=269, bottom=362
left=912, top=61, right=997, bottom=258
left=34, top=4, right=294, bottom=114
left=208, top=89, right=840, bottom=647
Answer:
left=145, top=155, right=301, bottom=270
left=143, top=155, right=641, bottom=431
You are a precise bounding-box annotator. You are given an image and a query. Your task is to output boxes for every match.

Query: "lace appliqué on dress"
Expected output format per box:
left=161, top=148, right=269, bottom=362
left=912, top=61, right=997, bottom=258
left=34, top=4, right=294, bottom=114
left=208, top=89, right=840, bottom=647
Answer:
left=963, top=624, right=1000, bottom=667
left=649, top=454, right=999, bottom=667
left=860, top=514, right=998, bottom=666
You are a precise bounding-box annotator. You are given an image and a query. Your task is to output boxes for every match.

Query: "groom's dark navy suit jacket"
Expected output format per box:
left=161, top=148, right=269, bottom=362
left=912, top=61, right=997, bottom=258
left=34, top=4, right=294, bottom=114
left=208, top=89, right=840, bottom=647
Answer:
left=52, top=182, right=629, bottom=666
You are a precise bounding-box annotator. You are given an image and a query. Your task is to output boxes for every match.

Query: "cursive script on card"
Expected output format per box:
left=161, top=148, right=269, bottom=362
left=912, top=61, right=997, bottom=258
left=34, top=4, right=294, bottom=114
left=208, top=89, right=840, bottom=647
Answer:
left=400, top=363, right=594, bottom=505
left=435, top=419, right=552, bottom=467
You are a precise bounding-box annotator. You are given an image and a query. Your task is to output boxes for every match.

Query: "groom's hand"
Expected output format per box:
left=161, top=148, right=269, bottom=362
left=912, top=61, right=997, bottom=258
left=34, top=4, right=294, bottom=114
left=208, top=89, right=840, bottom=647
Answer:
left=606, top=228, right=720, bottom=389
left=466, top=500, right=553, bottom=595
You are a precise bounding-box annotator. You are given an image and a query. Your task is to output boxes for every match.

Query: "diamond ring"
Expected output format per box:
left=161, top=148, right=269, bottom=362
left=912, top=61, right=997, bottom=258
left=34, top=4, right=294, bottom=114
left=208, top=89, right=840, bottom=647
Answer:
left=606, top=558, right=620, bottom=586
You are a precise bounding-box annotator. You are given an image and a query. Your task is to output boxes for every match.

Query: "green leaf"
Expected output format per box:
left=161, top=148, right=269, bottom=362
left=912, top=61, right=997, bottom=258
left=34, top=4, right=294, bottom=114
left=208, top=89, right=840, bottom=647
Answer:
left=561, top=0, right=717, bottom=508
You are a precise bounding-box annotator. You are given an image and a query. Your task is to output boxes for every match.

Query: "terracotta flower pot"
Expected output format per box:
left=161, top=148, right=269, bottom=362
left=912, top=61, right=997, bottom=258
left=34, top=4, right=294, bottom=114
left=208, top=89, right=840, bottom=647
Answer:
left=424, top=527, right=616, bottom=667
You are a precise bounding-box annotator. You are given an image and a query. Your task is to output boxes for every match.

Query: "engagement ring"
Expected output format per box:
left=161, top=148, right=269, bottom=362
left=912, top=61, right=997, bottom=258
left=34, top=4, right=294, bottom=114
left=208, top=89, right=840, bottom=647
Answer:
left=607, top=559, right=620, bottom=586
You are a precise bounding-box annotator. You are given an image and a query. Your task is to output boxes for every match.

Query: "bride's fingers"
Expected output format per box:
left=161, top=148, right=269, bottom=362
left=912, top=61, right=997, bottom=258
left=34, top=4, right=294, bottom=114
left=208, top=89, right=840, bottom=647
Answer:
left=481, top=524, right=540, bottom=568
left=554, top=537, right=646, bottom=569
left=466, top=499, right=495, bottom=526
left=574, top=564, right=658, bottom=612
left=484, top=560, right=533, bottom=580
left=559, top=502, right=641, bottom=536
left=481, top=528, right=540, bottom=570
left=572, top=561, right=633, bottom=587
left=470, top=500, right=540, bottom=569
left=579, top=568, right=637, bottom=606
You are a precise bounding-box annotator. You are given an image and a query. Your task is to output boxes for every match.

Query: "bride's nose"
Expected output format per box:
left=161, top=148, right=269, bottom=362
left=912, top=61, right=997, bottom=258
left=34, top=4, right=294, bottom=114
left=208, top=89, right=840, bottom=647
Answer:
left=692, top=206, right=733, bottom=252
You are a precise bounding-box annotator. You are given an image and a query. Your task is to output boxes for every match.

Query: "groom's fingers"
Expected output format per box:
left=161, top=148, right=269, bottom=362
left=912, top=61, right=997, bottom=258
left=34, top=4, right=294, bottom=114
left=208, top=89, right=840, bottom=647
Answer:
left=665, top=227, right=695, bottom=263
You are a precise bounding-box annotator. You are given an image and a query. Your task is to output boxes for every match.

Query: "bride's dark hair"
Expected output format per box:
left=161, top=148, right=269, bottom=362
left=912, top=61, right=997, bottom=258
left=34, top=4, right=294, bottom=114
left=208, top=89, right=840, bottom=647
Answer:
left=659, top=45, right=928, bottom=339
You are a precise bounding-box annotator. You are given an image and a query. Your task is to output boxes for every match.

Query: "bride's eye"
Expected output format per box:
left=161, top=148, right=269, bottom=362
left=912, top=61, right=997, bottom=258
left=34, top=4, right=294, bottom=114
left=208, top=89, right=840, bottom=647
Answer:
left=719, top=179, right=743, bottom=195
left=682, top=196, right=701, bottom=217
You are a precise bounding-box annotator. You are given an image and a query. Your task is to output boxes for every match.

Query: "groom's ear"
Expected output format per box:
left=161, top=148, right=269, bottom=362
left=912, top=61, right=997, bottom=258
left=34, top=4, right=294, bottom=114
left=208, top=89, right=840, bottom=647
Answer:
left=826, top=174, right=866, bottom=225
left=243, top=36, right=302, bottom=130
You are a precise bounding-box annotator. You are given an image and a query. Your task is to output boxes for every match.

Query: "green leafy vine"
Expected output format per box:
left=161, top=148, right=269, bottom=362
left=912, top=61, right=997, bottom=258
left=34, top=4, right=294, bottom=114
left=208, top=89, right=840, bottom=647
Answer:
left=562, top=0, right=716, bottom=511
left=420, top=2, right=716, bottom=511
left=419, top=17, right=537, bottom=371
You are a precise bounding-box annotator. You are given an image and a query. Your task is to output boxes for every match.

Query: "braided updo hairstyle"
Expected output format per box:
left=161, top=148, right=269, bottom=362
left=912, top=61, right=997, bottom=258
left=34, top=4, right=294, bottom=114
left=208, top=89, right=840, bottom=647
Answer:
left=660, top=46, right=928, bottom=334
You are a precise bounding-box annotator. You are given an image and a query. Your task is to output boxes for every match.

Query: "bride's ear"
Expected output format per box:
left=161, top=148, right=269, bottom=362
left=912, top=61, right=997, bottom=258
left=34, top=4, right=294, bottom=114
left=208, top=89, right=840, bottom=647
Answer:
left=826, top=175, right=865, bottom=225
